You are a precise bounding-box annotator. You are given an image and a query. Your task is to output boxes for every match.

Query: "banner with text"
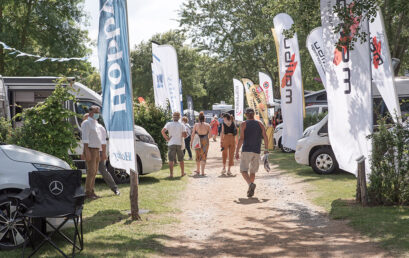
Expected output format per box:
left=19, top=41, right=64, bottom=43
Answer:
left=241, top=78, right=260, bottom=120
left=249, top=84, right=269, bottom=125
left=151, top=44, right=181, bottom=113
left=273, top=13, right=304, bottom=150
left=186, top=95, right=195, bottom=126
left=98, top=0, right=135, bottom=173
left=370, top=8, right=401, bottom=122
left=321, top=0, right=372, bottom=176
left=307, top=27, right=327, bottom=89
left=258, top=72, right=274, bottom=106
left=233, top=79, right=244, bottom=121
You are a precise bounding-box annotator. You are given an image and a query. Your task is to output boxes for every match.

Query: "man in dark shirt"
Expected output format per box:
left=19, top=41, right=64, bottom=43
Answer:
left=235, top=108, right=269, bottom=197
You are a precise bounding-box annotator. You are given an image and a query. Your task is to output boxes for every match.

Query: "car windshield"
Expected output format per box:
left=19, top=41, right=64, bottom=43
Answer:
left=75, top=101, right=105, bottom=127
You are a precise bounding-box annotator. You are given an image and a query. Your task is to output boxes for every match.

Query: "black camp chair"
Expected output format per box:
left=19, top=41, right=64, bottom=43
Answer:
left=10, top=170, right=85, bottom=257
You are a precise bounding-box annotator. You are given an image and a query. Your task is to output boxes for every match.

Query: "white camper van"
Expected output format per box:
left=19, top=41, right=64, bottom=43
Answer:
left=0, top=77, right=162, bottom=183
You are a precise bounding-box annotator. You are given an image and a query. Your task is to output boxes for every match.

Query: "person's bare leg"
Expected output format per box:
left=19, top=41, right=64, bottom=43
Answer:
left=201, top=161, right=206, bottom=175
left=195, top=161, right=200, bottom=174
left=180, top=161, right=185, bottom=176
left=169, top=161, right=174, bottom=178
left=241, top=171, right=251, bottom=184
left=249, top=173, right=256, bottom=183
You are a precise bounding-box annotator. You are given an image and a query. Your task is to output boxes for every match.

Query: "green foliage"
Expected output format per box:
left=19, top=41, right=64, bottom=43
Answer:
left=0, top=0, right=94, bottom=78
left=0, top=117, right=11, bottom=143
left=134, top=102, right=171, bottom=163
left=303, top=112, right=327, bottom=129
left=368, top=118, right=409, bottom=205
left=10, top=78, right=78, bottom=166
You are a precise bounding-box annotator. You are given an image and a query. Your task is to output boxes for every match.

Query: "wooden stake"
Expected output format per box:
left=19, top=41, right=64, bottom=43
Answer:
left=130, top=171, right=141, bottom=220
left=356, top=156, right=368, bottom=206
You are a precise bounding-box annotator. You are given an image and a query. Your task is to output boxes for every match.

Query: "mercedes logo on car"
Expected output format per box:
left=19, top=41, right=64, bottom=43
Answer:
left=49, top=181, right=64, bottom=196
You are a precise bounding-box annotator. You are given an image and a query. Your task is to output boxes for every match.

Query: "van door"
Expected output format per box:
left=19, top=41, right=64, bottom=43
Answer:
left=0, top=77, right=10, bottom=119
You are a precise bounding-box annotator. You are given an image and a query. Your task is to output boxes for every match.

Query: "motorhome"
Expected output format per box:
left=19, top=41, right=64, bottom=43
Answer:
left=0, top=76, right=162, bottom=183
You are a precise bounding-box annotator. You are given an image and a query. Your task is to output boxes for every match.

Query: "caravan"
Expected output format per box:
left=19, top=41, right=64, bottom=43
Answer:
left=0, top=77, right=162, bottom=183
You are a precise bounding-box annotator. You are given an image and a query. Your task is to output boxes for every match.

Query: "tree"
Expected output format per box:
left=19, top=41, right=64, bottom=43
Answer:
left=0, top=0, right=94, bottom=78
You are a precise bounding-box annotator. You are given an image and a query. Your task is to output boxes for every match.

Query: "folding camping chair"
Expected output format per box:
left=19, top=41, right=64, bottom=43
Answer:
left=10, top=170, right=85, bottom=257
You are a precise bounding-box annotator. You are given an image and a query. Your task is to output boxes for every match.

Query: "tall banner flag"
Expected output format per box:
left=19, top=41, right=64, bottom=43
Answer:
left=152, top=43, right=181, bottom=113
left=321, top=0, right=372, bottom=175
left=98, top=0, right=135, bottom=173
left=179, top=79, right=184, bottom=115
left=272, top=13, right=304, bottom=150
left=241, top=78, right=260, bottom=120
left=258, top=72, right=274, bottom=105
left=152, top=43, right=169, bottom=109
left=307, top=27, right=327, bottom=89
left=370, top=8, right=401, bottom=122
left=233, top=79, right=244, bottom=121
left=249, top=84, right=269, bottom=125
left=186, top=95, right=195, bottom=126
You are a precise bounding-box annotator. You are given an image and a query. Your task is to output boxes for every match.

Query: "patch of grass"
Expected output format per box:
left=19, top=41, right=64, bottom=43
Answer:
left=270, top=150, right=409, bottom=254
left=3, top=160, right=195, bottom=257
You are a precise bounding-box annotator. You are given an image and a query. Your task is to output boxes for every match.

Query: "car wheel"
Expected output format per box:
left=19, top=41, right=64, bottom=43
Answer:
left=107, top=162, right=130, bottom=184
left=0, top=193, right=29, bottom=250
left=310, top=148, right=338, bottom=175
left=280, top=145, right=293, bottom=153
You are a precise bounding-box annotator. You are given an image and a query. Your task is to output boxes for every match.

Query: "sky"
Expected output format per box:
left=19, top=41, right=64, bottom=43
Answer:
left=83, top=0, right=187, bottom=68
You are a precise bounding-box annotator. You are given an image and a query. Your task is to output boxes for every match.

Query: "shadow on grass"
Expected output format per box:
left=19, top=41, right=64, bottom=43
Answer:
left=269, top=150, right=355, bottom=183
left=330, top=199, right=409, bottom=252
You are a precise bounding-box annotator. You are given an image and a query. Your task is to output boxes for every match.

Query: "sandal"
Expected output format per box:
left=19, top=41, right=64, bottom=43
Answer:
left=221, top=168, right=226, bottom=175
left=227, top=171, right=233, bottom=176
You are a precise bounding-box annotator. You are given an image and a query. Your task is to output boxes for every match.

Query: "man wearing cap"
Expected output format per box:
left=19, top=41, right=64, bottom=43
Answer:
left=161, top=112, right=187, bottom=178
left=235, top=108, right=269, bottom=197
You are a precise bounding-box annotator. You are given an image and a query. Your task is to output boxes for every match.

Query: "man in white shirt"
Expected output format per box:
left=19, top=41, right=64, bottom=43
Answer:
left=81, top=106, right=102, bottom=199
left=161, top=112, right=187, bottom=178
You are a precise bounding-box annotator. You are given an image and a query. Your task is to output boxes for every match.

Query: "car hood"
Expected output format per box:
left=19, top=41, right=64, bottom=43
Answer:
left=134, top=125, right=150, bottom=136
left=0, top=145, right=70, bottom=169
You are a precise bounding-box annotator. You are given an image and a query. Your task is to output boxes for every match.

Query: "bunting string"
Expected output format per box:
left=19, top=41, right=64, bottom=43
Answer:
left=0, top=41, right=88, bottom=62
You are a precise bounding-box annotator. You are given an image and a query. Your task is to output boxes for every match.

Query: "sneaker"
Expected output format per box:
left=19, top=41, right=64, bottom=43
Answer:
left=189, top=157, right=193, bottom=160
left=227, top=171, right=233, bottom=176
left=221, top=168, right=226, bottom=175
left=247, top=183, right=256, bottom=197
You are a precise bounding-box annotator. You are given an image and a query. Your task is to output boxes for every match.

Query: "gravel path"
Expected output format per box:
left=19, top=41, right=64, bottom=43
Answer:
left=158, top=139, right=388, bottom=257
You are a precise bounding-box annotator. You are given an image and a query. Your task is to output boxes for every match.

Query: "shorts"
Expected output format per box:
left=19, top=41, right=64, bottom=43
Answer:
left=240, top=152, right=260, bottom=174
left=168, top=145, right=184, bottom=162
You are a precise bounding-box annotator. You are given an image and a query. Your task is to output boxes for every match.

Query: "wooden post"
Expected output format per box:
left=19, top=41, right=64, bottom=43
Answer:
left=356, top=174, right=361, bottom=203
left=130, top=171, right=141, bottom=220
left=356, top=156, right=368, bottom=206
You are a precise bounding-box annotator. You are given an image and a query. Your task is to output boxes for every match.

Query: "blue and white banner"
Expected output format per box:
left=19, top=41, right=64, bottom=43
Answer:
left=152, top=43, right=169, bottom=109
left=0, top=41, right=88, bottom=62
left=98, top=0, right=135, bottom=173
left=151, top=44, right=181, bottom=113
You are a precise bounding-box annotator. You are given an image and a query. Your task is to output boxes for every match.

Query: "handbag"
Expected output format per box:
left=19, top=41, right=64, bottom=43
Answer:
left=192, top=134, right=201, bottom=149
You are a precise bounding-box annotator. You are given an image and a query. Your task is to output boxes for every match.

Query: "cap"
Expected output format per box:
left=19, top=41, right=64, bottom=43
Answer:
left=245, top=108, right=255, bottom=114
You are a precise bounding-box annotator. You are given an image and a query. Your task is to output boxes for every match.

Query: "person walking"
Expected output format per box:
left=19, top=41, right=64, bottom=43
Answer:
left=210, top=115, right=219, bottom=142
left=235, top=108, right=269, bottom=197
left=161, top=112, right=187, bottom=178
left=82, top=113, right=120, bottom=196
left=217, top=115, right=224, bottom=136
left=182, top=116, right=193, bottom=160
left=220, top=113, right=237, bottom=176
left=81, top=106, right=102, bottom=199
left=191, top=112, right=211, bottom=176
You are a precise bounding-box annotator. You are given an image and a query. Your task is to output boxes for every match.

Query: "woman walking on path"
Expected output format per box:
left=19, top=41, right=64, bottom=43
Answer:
left=182, top=116, right=193, bottom=160
left=220, top=113, right=237, bottom=176
left=210, top=116, right=219, bottom=142
left=191, top=112, right=211, bottom=176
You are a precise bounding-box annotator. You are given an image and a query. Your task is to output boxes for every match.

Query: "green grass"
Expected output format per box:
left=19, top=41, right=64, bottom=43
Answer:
left=3, top=160, right=194, bottom=258
left=270, top=150, right=409, bottom=254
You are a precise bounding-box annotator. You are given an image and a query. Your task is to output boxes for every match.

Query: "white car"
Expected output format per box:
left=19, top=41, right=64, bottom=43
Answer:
left=0, top=144, right=71, bottom=250
left=294, top=115, right=339, bottom=174
left=273, top=123, right=292, bottom=153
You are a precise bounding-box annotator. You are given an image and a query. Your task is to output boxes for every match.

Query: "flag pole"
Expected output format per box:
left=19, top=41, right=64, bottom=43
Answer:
left=124, top=0, right=141, bottom=221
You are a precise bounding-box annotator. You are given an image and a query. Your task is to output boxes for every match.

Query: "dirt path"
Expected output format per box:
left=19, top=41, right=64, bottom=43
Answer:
left=158, top=140, right=388, bottom=257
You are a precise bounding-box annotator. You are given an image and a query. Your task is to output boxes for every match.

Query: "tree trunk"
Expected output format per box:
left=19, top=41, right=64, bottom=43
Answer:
left=0, top=5, right=4, bottom=74
left=20, top=0, right=35, bottom=49
left=130, top=171, right=141, bottom=220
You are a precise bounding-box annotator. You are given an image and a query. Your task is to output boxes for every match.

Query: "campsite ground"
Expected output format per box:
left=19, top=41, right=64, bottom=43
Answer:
left=3, top=139, right=409, bottom=257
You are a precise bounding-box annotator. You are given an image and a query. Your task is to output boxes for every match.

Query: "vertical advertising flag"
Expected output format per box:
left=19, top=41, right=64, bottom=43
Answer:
left=370, top=8, right=401, bottom=122
left=186, top=95, right=195, bottom=126
left=273, top=13, right=304, bottom=150
left=321, top=0, right=372, bottom=175
left=307, top=27, right=327, bottom=89
left=98, top=0, right=135, bottom=173
left=249, top=84, right=269, bottom=125
left=241, top=78, right=260, bottom=120
left=258, top=72, right=274, bottom=105
left=179, top=79, right=184, bottom=115
left=152, top=43, right=169, bottom=109
left=233, top=79, right=244, bottom=122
